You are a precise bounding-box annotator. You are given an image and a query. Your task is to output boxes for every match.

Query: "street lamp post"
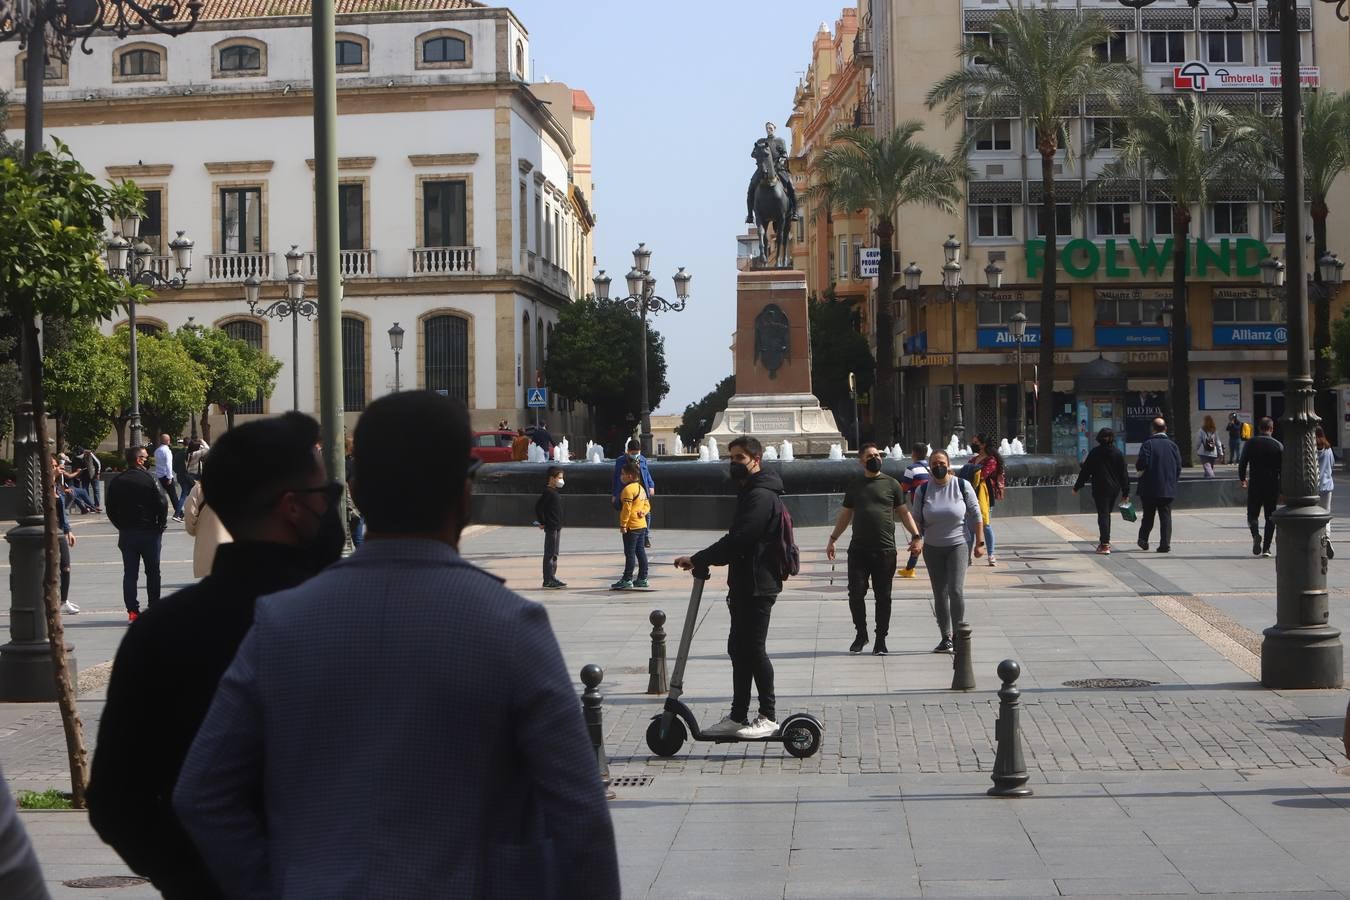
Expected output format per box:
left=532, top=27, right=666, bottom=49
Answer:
left=1159, top=300, right=1174, bottom=429
left=591, top=243, right=691, bottom=457
left=942, top=236, right=965, bottom=440
left=848, top=371, right=860, bottom=451
left=388, top=322, right=405, bottom=393
left=1010, top=311, right=1027, bottom=442
left=244, top=245, right=318, bottom=411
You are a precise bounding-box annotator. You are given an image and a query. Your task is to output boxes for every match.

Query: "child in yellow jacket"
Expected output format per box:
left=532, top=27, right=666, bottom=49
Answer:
left=613, top=461, right=652, bottom=589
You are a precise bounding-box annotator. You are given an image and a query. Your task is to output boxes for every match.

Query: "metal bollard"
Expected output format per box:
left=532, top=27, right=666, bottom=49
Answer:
left=647, top=610, right=669, bottom=694
left=987, top=658, right=1033, bottom=798
left=951, top=621, right=975, bottom=691
left=580, top=664, right=613, bottom=797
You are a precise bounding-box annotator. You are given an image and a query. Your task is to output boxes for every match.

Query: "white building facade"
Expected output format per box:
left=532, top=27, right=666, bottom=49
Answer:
left=0, top=0, right=596, bottom=435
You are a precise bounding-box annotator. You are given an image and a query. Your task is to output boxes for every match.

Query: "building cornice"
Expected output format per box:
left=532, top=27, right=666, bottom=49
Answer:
left=303, top=156, right=376, bottom=170
left=106, top=163, right=173, bottom=178
left=204, top=159, right=274, bottom=175
left=408, top=153, right=479, bottom=167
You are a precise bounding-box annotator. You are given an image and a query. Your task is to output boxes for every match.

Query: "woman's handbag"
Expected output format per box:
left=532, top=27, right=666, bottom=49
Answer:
left=1118, top=497, right=1137, bottom=523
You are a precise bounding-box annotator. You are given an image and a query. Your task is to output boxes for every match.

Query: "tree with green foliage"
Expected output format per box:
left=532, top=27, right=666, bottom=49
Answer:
left=125, top=329, right=208, bottom=440
left=543, top=297, right=669, bottom=446
left=810, top=298, right=875, bottom=448
left=677, top=375, right=735, bottom=447
left=44, top=321, right=126, bottom=452
left=176, top=324, right=281, bottom=439
left=927, top=3, right=1140, bottom=453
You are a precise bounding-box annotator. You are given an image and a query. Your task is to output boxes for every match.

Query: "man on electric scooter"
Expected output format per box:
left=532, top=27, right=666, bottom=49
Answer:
left=675, top=435, right=783, bottom=740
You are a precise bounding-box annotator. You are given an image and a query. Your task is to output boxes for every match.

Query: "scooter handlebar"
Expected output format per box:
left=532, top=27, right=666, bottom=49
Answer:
left=692, top=566, right=711, bottom=581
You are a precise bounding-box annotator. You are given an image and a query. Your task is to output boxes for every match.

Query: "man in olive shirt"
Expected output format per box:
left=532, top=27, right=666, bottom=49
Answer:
left=826, top=442, right=909, bottom=655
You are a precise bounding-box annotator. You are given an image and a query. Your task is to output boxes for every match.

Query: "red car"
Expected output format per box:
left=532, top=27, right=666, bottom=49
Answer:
left=470, top=430, right=516, bottom=463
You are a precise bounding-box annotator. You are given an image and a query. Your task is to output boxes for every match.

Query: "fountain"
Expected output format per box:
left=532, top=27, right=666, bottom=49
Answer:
left=586, top=442, right=605, bottom=464
left=704, top=435, right=719, bottom=460
left=828, top=443, right=845, bottom=461
left=673, top=435, right=685, bottom=456
left=780, top=440, right=794, bottom=462
left=925, top=443, right=932, bottom=459
left=698, top=445, right=711, bottom=463
left=1010, top=438, right=1025, bottom=455
left=945, top=434, right=971, bottom=458
left=763, top=445, right=778, bottom=461
left=554, top=438, right=570, bottom=463
left=891, top=443, right=904, bottom=460
left=527, top=443, right=547, bottom=463
left=999, top=438, right=1013, bottom=457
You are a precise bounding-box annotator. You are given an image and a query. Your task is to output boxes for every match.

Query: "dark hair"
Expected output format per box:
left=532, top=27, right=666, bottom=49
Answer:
left=911, top=441, right=928, bottom=456
left=626, top=438, right=641, bottom=452
left=621, top=461, right=640, bottom=479
left=974, top=433, right=1005, bottom=483
left=123, top=447, right=142, bottom=466
left=728, top=435, right=763, bottom=458
left=202, top=412, right=321, bottom=536
left=1316, top=424, right=1330, bottom=451
left=353, top=391, right=471, bottom=534
left=1097, top=428, right=1116, bottom=445
left=547, top=466, right=563, bottom=479
left=860, top=442, right=879, bottom=454
left=1260, top=416, right=1275, bottom=433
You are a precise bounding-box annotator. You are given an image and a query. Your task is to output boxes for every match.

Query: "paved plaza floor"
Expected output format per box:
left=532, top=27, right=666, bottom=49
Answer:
left=3, top=491, right=1350, bottom=898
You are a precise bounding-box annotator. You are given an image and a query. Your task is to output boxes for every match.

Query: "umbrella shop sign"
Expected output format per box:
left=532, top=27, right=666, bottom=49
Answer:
left=1025, top=238, right=1271, bottom=280
left=1173, top=61, right=1319, bottom=93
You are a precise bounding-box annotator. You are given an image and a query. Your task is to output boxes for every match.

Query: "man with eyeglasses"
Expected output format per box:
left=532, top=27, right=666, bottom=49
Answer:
left=89, top=412, right=345, bottom=900
left=106, top=445, right=168, bottom=622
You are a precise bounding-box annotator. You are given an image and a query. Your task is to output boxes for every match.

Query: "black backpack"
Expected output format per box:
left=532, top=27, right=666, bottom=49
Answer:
left=765, top=496, right=800, bottom=581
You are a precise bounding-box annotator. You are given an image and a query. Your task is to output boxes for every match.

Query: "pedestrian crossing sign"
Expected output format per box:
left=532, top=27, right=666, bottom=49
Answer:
left=527, top=387, right=548, bottom=408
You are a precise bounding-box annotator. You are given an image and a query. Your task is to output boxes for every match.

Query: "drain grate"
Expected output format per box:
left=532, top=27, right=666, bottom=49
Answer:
left=63, top=876, right=149, bottom=889
left=1062, top=678, right=1160, bottom=689
left=610, top=775, right=654, bottom=788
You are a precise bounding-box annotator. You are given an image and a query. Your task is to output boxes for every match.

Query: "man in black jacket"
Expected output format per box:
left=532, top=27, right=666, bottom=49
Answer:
left=88, top=413, right=344, bottom=900
left=1135, top=418, right=1182, bottom=553
left=105, top=446, right=167, bottom=621
left=675, top=435, right=783, bottom=740
left=1240, top=416, right=1283, bottom=557
left=536, top=466, right=565, bottom=587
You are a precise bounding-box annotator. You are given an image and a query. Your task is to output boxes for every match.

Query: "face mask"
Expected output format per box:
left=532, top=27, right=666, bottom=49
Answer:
left=970, top=445, right=981, bottom=455
left=865, top=457, right=882, bottom=474
left=299, top=490, right=347, bottom=572
left=628, top=452, right=640, bottom=460
left=729, top=461, right=750, bottom=481
left=555, top=478, right=565, bottom=489
left=932, top=464, right=949, bottom=479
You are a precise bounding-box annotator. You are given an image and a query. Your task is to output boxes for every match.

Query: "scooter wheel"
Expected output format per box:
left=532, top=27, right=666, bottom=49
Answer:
left=645, top=716, right=687, bottom=757
left=782, top=719, right=822, bottom=758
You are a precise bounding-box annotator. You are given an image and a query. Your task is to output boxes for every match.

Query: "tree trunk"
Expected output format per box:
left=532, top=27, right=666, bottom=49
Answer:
left=21, top=314, right=86, bottom=807
left=53, top=411, right=64, bottom=455
left=1312, top=202, right=1331, bottom=430
left=1036, top=149, right=1058, bottom=454
left=114, top=417, right=126, bottom=454
left=225, top=407, right=236, bottom=432
left=1172, top=209, right=1194, bottom=467
left=874, top=218, right=897, bottom=444
left=200, top=404, right=213, bottom=444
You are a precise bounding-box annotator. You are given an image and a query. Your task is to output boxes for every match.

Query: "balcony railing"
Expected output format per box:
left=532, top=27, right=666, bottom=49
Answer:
left=520, top=249, right=574, bottom=297
left=853, top=98, right=875, bottom=128
left=410, top=246, right=479, bottom=275
left=143, top=255, right=173, bottom=281
left=305, top=249, right=378, bottom=279
left=853, top=20, right=872, bottom=65
left=205, top=252, right=275, bottom=283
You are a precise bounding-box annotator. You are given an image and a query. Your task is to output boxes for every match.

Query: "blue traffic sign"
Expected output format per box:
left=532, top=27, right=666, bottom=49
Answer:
left=527, top=387, right=548, bottom=408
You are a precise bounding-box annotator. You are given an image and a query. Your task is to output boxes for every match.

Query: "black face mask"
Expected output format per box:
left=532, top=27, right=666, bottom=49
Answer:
left=865, top=457, right=882, bottom=474
left=300, top=489, right=348, bottom=572
left=729, top=462, right=750, bottom=481
left=931, top=464, right=950, bottom=479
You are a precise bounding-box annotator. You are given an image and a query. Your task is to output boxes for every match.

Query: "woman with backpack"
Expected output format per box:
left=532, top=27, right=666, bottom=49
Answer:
left=968, top=434, right=1005, bottom=567
left=1196, top=415, right=1222, bottom=478
left=907, top=449, right=984, bottom=654
left=1073, top=428, right=1130, bottom=554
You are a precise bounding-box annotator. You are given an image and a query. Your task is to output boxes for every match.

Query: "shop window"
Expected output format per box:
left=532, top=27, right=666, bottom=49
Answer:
left=973, top=204, right=1014, bottom=239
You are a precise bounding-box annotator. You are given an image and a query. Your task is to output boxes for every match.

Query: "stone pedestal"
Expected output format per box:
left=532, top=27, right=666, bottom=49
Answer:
left=707, top=270, right=846, bottom=454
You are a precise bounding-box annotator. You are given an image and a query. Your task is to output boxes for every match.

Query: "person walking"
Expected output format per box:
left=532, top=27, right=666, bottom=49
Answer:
left=907, top=449, right=983, bottom=653
left=182, top=480, right=231, bottom=580
left=1317, top=425, right=1335, bottom=560
left=510, top=427, right=530, bottom=462
left=52, top=457, right=80, bottom=615
left=612, top=462, right=651, bottom=589
left=78, top=446, right=103, bottom=510
left=968, top=434, right=1005, bottom=566
left=536, top=466, right=566, bottom=588
left=1196, top=415, right=1222, bottom=478
left=825, top=442, right=906, bottom=655
left=1239, top=416, right=1283, bottom=558
left=1226, top=413, right=1245, bottom=465
left=1135, top=417, right=1182, bottom=553
left=897, top=442, right=931, bottom=579
left=89, top=414, right=343, bottom=900
left=1073, top=428, right=1130, bottom=554
left=154, top=434, right=184, bottom=522
left=674, top=436, right=784, bottom=739
left=186, top=438, right=209, bottom=482
left=173, top=391, right=619, bottom=900
left=105, top=446, right=167, bottom=621
left=611, top=437, right=656, bottom=548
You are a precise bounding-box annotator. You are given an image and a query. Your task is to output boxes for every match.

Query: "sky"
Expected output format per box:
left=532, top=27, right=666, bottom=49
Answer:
left=509, top=0, right=842, bottom=414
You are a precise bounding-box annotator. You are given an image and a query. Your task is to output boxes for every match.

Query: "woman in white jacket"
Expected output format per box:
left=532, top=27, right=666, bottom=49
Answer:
left=1317, top=425, right=1335, bottom=560
left=183, top=480, right=231, bottom=578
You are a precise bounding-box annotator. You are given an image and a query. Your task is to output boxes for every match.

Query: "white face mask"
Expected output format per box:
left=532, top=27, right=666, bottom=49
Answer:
left=555, top=478, right=565, bottom=488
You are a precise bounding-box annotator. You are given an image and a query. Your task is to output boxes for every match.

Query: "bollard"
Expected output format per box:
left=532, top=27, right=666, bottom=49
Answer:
left=951, top=621, right=975, bottom=691
left=647, top=610, right=669, bottom=694
left=987, top=659, right=1033, bottom=797
left=580, top=664, right=614, bottom=798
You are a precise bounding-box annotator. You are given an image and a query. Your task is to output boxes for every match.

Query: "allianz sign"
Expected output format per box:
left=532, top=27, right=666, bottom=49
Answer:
left=1213, top=325, right=1288, bottom=346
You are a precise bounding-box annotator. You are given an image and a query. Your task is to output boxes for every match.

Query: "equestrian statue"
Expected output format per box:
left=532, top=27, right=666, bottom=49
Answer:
left=745, top=121, right=799, bottom=269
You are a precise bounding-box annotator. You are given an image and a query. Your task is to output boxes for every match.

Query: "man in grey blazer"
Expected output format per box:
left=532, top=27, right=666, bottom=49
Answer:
left=173, top=391, right=619, bottom=899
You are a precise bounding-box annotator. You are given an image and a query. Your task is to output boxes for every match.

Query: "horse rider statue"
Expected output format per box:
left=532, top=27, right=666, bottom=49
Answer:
left=745, top=122, right=799, bottom=225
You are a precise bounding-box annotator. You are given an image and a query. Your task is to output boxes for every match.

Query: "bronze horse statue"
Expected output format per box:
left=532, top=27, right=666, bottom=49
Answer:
left=752, top=146, right=793, bottom=269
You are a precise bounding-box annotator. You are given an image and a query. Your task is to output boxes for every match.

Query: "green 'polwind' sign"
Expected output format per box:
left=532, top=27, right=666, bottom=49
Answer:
left=1025, top=238, right=1272, bottom=280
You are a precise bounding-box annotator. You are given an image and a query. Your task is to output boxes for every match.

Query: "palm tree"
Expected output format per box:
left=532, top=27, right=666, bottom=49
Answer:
left=1095, top=94, right=1259, bottom=466
left=1246, top=91, right=1350, bottom=422
left=926, top=4, right=1139, bottom=453
left=804, top=123, right=966, bottom=444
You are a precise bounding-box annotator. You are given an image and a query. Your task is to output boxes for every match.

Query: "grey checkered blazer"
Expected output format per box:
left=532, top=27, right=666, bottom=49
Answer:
left=173, top=538, right=619, bottom=899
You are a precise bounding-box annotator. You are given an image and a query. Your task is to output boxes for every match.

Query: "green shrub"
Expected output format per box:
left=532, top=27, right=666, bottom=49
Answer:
left=17, top=789, right=72, bottom=809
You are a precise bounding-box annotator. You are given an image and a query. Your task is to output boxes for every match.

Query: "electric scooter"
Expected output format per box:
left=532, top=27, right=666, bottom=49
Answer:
left=645, top=568, right=824, bottom=758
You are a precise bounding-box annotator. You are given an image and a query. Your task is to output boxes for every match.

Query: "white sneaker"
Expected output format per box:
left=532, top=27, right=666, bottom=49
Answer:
left=736, top=715, right=778, bottom=739
left=702, top=715, right=746, bottom=737
left=60, top=601, right=80, bottom=615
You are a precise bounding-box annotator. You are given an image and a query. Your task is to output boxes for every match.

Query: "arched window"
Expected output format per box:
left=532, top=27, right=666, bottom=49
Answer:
left=341, top=316, right=366, bottom=411
left=336, top=38, right=364, bottom=68
left=423, top=36, right=465, bottom=63
left=135, top=322, right=163, bottom=337
left=222, top=320, right=265, bottom=414
left=117, top=47, right=163, bottom=78
left=521, top=312, right=533, bottom=404
left=220, top=45, right=260, bottom=71
left=416, top=29, right=471, bottom=70
left=424, top=314, right=469, bottom=403
left=515, top=40, right=525, bottom=78
left=214, top=38, right=267, bottom=77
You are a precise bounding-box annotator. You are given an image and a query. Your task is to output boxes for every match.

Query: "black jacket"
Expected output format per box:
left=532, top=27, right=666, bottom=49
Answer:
left=1240, top=434, right=1283, bottom=496
left=1075, top=444, right=1129, bottom=499
left=691, top=469, right=784, bottom=598
left=105, top=467, right=167, bottom=532
left=87, top=542, right=317, bottom=900
left=535, top=487, right=563, bottom=531
left=1135, top=433, right=1182, bottom=500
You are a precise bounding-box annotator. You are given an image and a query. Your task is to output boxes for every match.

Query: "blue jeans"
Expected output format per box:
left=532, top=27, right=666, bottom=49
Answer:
left=118, top=528, right=161, bottom=612
left=622, top=528, right=649, bottom=580
left=983, top=524, right=996, bottom=557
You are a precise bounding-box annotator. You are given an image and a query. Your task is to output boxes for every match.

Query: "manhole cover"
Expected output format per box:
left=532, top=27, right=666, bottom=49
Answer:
left=611, top=775, right=654, bottom=787
left=1062, top=678, right=1159, bottom=689
left=63, top=876, right=149, bottom=889
left=1007, top=582, right=1088, bottom=591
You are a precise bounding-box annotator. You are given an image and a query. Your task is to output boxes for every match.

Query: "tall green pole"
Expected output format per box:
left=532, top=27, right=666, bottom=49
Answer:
left=312, top=0, right=345, bottom=514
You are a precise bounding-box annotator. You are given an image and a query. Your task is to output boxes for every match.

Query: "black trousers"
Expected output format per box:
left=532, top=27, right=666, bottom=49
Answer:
left=727, top=594, right=776, bottom=723
left=1093, top=493, right=1116, bottom=546
left=1248, top=491, right=1278, bottom=551
left=542, top=528, right=560, bottom=581
left=847, top=547, right=897, bottom=638
left=1138, top=497, right=1173, bottom=549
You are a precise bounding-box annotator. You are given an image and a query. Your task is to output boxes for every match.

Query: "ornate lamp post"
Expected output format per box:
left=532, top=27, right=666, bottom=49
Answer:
left=244, top=245, right=317, bottom=411
left=1010, top=310, right=1027, bottom=442
left=591, top=242, right=691, bottom=457
left=388, top=322, right=405, bottom=393
left=104, top=221, right=194, bottom=449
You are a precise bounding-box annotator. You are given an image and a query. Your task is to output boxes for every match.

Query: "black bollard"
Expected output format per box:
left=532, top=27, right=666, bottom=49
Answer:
left=951, top=621, right=975, bottom=691
left=580, top=664, right=614, bottom=798
left=647, top=610, right=669, bottom=694
left=987, top=658, right=1033, bottom=798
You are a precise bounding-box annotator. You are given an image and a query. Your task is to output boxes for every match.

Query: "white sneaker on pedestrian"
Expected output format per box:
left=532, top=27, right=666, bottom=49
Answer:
left=736, top=716, right=778, bottom=739
left=702, top=715, right=745, bottom=737
left=60, top=601, right=79, bottom=615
